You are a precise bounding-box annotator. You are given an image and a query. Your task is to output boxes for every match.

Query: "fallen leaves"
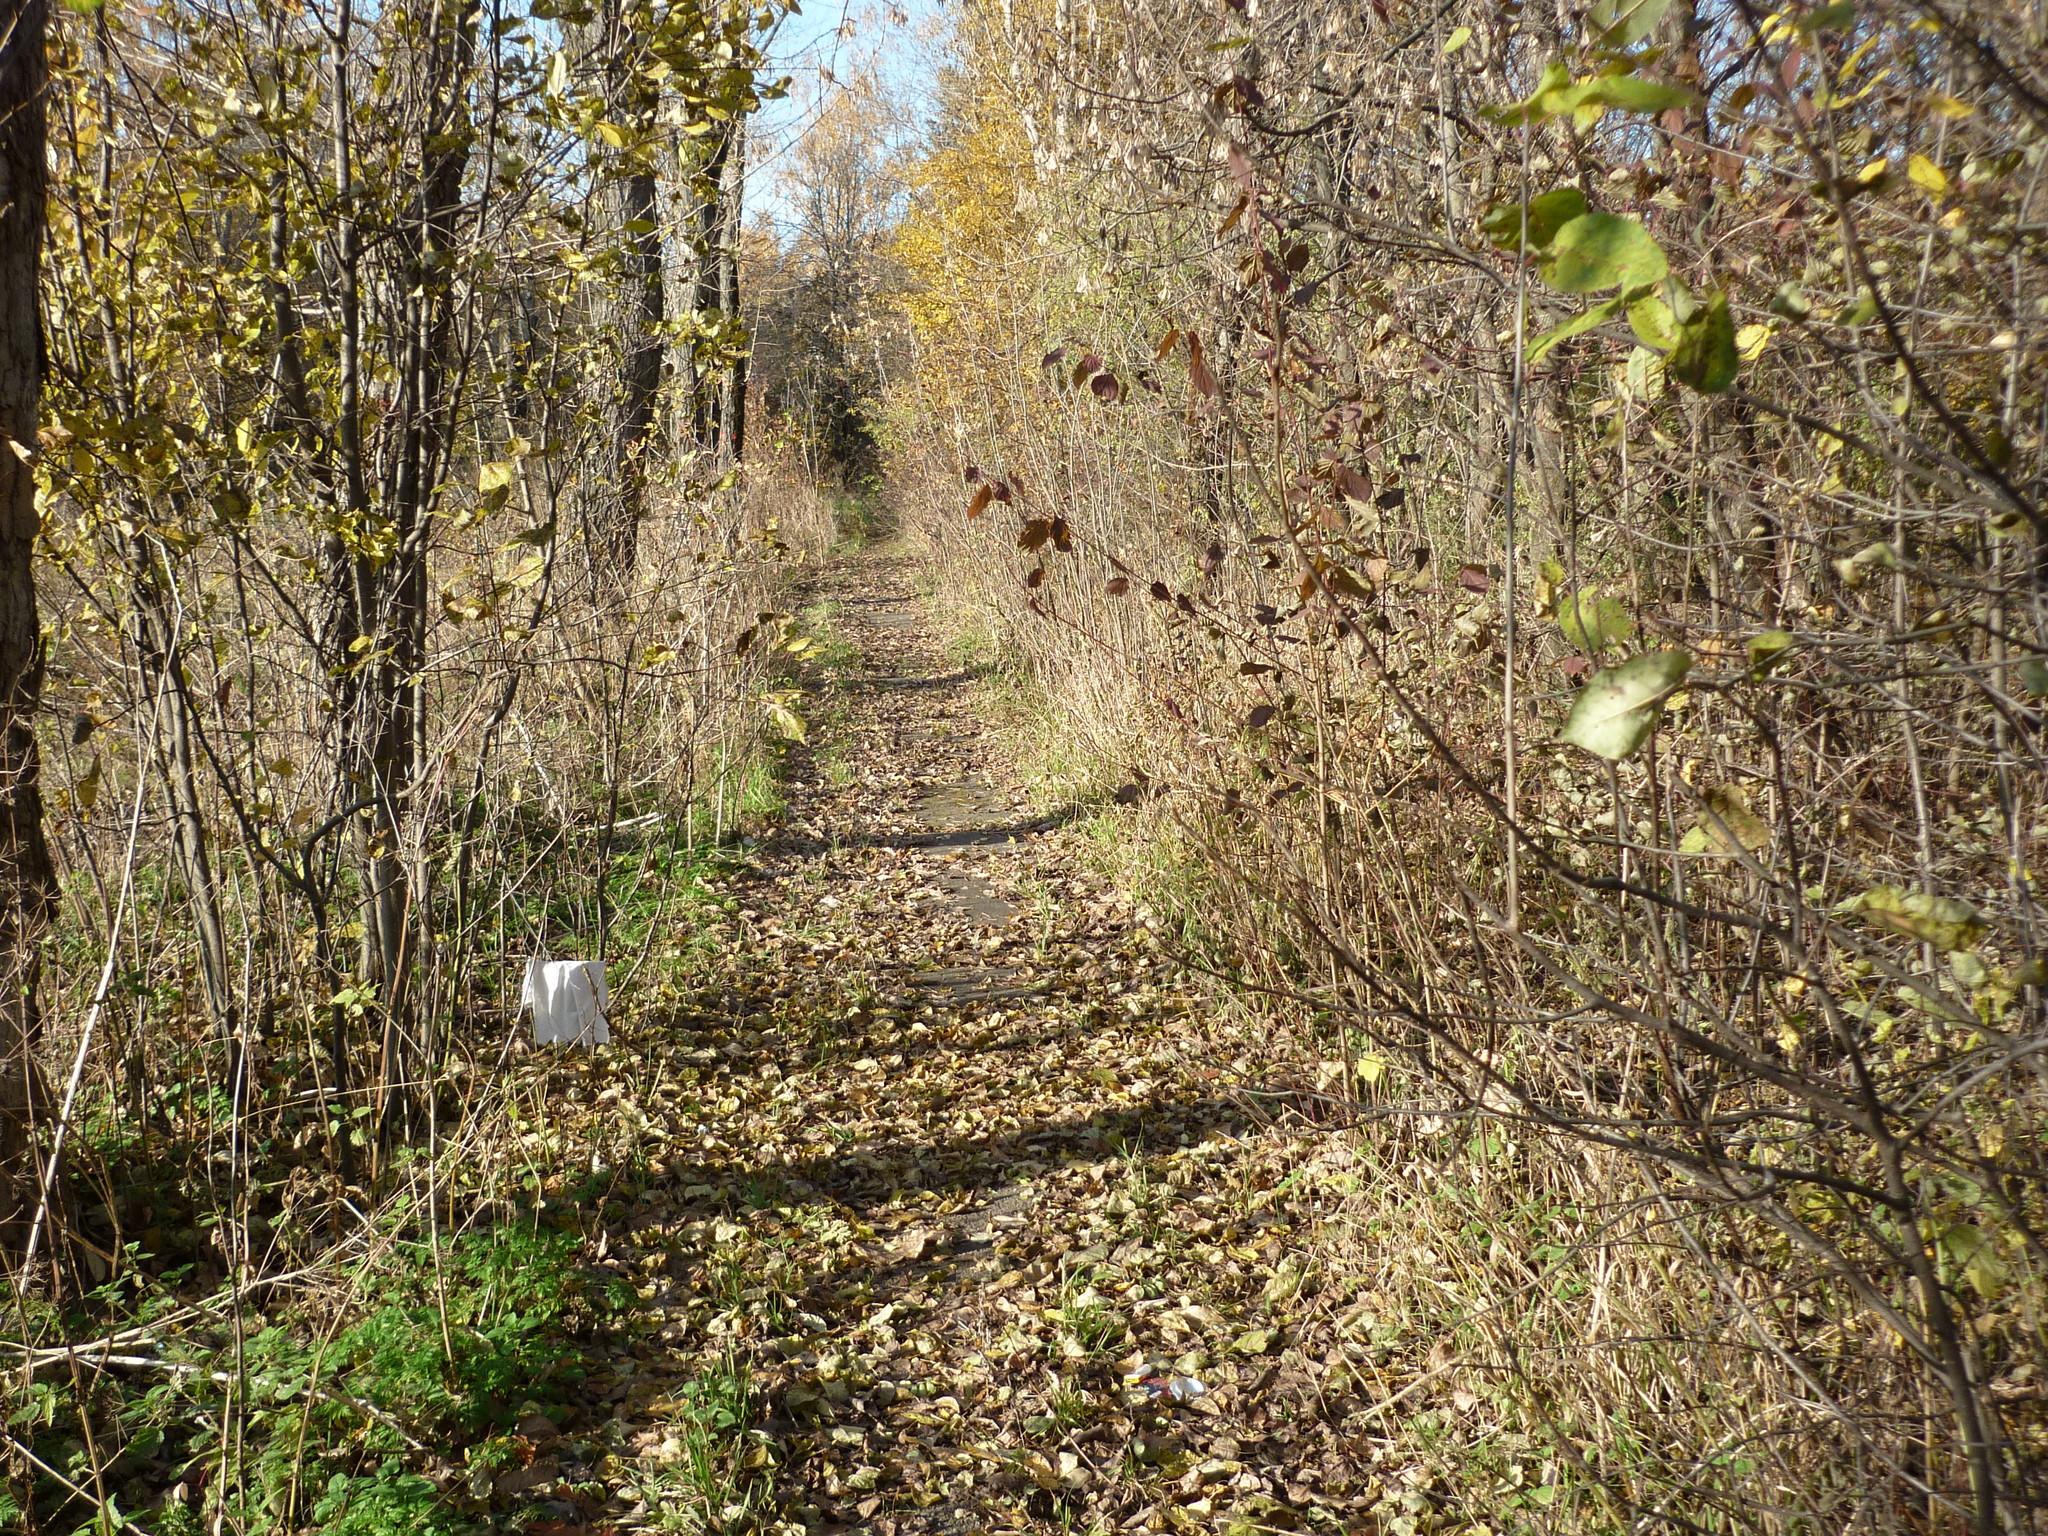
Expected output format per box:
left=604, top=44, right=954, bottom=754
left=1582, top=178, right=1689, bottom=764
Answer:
left=473, top=555, right=1438, bottom=1536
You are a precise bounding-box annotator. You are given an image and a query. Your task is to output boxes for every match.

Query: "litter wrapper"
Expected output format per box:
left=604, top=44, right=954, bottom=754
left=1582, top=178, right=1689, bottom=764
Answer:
left=522, top=956, right=611, bottom=1047
left=1122, top=1365, right=1206, bottom=1406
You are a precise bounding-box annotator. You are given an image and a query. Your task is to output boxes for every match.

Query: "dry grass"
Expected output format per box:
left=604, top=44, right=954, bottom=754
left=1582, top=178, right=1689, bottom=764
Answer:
left=881, top=0, right=2048, bottom=1517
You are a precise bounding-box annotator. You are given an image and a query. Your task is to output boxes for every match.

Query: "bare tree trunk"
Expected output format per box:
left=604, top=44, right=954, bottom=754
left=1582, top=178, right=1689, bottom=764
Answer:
left=597, top=155, right=661, bottom=581
left=369, top=0, right=477, bottom=1149
left=663, top=126, right=700, bottom=457
left=75, top=24, right=236, bottom=1042
left=582, top=0, right=662, bottom=591
left=0, top=0, right=60, bottom=1271
left=324, top=0, right=368, bottom=1183
left=689, top=124, right=734, bottom=451
left=133, top=587, right=234, bottom=1031
left=715, top=121, right=746, bottom=466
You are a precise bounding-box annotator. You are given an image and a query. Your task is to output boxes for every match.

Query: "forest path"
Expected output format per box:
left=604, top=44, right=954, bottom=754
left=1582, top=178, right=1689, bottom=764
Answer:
left=522, top=550, right=1380, bottom=1536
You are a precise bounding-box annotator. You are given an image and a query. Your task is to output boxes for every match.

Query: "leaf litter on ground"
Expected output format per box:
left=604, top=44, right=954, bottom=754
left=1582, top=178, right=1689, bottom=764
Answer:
left=491, top=555, right=1437, bottom=1536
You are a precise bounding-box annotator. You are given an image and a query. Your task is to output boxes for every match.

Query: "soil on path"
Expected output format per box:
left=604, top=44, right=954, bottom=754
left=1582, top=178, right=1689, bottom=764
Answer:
left=511, top=552, right=1388, bottom=1536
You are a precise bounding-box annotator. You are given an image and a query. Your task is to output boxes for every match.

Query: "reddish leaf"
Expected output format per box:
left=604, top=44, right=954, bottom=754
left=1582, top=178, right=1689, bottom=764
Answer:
left=1050, top=517, right=1074, bottom=552
left=1114, top=783, right=1144, bottom=805
left=1247, top=704, right=1277, bottom=729
left=1149, top=581, right=1171, bottom=601
left=1188, top=335, right=1220, bottom=398
left=1226, top=141, right=1254, bottom=191
left=1154, top=328, right=1182, bottom=361
left=964, top=465, right=983, bottom=484
left=1332, top=463, right=1373, bottom=504
left=1326, top=565, right=1372, bottom=600
left=1458, top=563, right=1492, bottom=594
left=992, top=479, right=1013, bottom=502
left=1375, top=488, right=1405, bottom=509
left=967, top=485, right=993, bottom=519
left=1560, top=655, right=1592, bottom=679
left=1239, top=662, right=1275, bottom=676
left=1106, top=576, right=1131, bottom=595
left=1090, top=371, right=1123, bottom=402
left=1026, top=566, right=1046, bottom=588
left=1202, top=542, right=1225, bottom=575
left=1041, top=347, right=1066, bottom=368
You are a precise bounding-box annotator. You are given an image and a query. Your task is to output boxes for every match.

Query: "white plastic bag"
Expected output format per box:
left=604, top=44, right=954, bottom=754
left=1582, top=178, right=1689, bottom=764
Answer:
left=521, top=954, right=610, bottom=1047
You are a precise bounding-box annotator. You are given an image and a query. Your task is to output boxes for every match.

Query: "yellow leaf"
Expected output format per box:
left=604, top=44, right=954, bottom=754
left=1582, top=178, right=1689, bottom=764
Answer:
left=764, top=696, right=808, bottom=744
left=1907, top=153, right=1948, bottom=195
left=1735, top=323, right=1771, bottom=361
left=479, top=460, right=516, bottom=493
left=1857, top=156, right=1889, bottom=184
left=595, top=121, right=627, bottom=149
left=76, top=755, right=103, bottom=813
left=1444, top=25, right=1472, bottom=51
left=1925, top=91, right=1973, bottom=117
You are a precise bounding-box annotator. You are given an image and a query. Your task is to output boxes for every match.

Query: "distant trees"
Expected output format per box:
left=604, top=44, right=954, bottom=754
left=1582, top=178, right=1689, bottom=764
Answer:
left=578, top=0, right=764, bottom=584
left=748, top=74, right=905, bottom=490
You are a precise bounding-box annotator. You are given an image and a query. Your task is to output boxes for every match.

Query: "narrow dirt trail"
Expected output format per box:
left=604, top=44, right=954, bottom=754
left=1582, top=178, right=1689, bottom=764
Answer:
left=519, top=552, right=1385, bottom=1536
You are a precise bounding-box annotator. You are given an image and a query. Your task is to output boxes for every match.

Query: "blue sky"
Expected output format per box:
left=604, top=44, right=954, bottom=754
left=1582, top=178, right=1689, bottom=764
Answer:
left=747, top=0, right=945, bottom=234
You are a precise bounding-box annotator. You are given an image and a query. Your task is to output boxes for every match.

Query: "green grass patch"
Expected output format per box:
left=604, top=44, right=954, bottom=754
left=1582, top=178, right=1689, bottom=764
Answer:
left=12, top=1222, right=622, bottom=1535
